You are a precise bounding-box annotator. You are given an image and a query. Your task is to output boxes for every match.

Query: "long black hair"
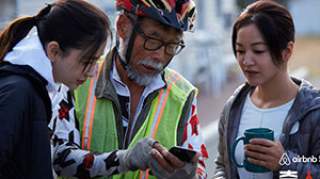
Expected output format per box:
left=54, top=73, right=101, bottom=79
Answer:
left=0, top=0, right=112, bottom=66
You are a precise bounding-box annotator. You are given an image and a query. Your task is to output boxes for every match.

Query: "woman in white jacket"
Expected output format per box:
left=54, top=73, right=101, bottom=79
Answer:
left=0, top=1, right=110, bottom=178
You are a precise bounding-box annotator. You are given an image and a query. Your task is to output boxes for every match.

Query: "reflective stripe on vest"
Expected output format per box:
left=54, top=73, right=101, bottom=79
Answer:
left=81, top=62, right=104, bottom=150
left=150, top=72, right=180, bottom=138
left=139, top=72, right=181, bottom=179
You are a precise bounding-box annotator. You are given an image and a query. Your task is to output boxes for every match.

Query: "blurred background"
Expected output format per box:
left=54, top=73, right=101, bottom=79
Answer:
left=1, top=0, right=320, bottom=178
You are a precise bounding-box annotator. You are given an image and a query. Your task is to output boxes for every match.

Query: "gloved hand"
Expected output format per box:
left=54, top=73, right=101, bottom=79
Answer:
left=117, top=137, right=156, bottom=172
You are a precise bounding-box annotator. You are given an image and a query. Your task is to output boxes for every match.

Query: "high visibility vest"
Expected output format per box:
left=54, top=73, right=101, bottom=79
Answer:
left=74, top=62, right=196, bottom=179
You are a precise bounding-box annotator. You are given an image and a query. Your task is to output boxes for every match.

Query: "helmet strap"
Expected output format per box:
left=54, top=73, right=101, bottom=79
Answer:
left=124, top=23, right=138, bottom=67
left=115, top=14, right=139, bottom=71
left=115, top=37, right=129, bottom=69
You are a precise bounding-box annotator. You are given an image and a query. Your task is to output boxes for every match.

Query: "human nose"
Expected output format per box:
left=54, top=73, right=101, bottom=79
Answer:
left=242, top=52, right=255, bottom=66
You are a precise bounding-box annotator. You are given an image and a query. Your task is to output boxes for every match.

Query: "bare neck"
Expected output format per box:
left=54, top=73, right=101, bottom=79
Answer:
left=251, top=72, right=299, bottom=108
left=115, top=57, right=145, bottom=120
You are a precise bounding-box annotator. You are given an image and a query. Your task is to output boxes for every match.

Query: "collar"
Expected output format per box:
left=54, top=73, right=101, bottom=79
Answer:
left=4, top=28, right=61, bottom=93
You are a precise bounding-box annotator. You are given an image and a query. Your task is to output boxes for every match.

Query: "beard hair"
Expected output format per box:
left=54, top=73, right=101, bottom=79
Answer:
left=127, top=59, right=164, bottom=86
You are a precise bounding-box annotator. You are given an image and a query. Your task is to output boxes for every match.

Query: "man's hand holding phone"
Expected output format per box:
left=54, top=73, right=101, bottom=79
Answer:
left=149, top=142, right=200, bottom=178
left=169, top=146, right=198, bottom=163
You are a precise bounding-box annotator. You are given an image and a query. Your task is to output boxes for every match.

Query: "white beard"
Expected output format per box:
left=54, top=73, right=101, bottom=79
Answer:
left=127, top=59, right=164, bottom=86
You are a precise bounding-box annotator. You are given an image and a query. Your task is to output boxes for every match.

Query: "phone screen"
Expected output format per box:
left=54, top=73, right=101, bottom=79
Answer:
left=169, top=146, right=197, bottom=162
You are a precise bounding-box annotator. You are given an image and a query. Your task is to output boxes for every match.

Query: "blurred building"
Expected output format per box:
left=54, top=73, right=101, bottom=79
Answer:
left=0, top=0, right=114, bottom=29
left=289, top=0, right=320, bottom=36
left=170, top=0, right=237, bottom=96
left=0, top=0, right=18, bottom=28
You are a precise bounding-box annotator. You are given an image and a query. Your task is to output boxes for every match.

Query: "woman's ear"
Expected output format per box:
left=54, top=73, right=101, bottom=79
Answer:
left=282, top=41, right=294, bottom=63
left=46, top=41, right=61, bottom=63
left=116, top=14, right=132, bottom=39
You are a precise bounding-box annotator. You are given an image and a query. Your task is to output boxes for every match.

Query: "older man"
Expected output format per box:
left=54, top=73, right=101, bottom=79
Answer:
left=50, top=0, right=208, bottom=178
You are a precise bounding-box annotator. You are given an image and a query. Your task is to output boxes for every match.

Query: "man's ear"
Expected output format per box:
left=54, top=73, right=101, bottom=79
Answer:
left=46, top=41, right=61, bottom=63
left=282, top=41, right=294, bottom=63
left=116, top=14, right=132, bottom=39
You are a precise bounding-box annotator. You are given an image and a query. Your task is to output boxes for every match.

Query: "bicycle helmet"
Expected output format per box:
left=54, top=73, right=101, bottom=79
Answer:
left=116, top=0, right=196, bottom=32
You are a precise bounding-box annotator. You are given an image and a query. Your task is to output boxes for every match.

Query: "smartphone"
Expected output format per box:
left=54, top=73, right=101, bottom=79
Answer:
left=169, top=146, right=197, bottom=162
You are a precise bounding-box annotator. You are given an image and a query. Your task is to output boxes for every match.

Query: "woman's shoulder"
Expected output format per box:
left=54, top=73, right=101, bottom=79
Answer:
left=0, top=73, right=38, bottom=98
left=0, top=63, right=47, bottom=94
left=0, top=75, right=41, bottom=120
left=296, top=79, right=320, bottom=107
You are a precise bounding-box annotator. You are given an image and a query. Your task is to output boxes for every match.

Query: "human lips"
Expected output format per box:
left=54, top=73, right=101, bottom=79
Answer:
left=244, top=69, right=259, bottom=75
left=142, top=64, right=157, bottom=72
left=77, top=79, right=86, bottom=85
left=139, top=60, right=163, bottom=73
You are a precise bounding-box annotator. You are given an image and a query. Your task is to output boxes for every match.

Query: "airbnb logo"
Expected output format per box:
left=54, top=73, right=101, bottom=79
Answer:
left=279, top=152, right=319, bottom=166
left=279, top=153, right=291, bottom=166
